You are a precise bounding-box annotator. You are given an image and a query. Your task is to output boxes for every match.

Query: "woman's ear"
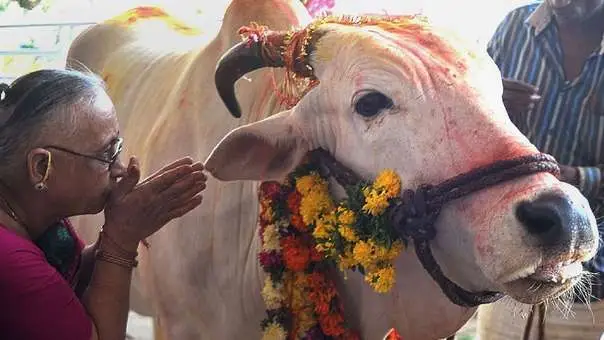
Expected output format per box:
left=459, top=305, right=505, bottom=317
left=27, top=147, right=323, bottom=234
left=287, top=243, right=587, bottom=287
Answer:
left=26, top=148, right=52, bottom=187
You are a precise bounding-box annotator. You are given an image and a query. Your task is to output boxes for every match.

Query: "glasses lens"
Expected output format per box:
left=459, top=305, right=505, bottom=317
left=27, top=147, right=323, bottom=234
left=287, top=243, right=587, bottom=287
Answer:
left=110, top=138, right=123, bottom=164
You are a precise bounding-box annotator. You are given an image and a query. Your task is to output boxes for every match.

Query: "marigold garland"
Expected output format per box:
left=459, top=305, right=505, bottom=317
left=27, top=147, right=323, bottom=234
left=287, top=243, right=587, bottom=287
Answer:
left=258, top=162, right=405, bottom=339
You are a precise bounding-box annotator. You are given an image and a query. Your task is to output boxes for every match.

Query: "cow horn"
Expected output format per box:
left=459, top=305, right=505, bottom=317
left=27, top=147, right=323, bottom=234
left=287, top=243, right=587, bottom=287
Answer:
left=215, top=33, right=286, bottom=118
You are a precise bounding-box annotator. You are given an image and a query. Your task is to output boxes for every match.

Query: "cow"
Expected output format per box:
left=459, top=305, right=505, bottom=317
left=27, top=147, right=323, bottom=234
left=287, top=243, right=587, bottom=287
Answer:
left=66, top=1, right=599, bottom=339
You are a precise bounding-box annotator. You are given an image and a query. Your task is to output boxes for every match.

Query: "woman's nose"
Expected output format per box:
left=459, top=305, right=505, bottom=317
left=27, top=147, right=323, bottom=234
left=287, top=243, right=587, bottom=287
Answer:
left=109, top=157, right=127, bottom=177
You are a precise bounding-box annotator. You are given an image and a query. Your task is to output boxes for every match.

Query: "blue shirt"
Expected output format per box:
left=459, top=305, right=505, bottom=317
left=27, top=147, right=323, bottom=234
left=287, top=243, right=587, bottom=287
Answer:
left=487, top=1, right=604, bottom=272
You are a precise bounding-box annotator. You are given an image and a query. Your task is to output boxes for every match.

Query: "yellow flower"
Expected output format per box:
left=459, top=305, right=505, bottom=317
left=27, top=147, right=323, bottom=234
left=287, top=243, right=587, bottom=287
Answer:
left=295, top=173, right=326, bottom=195
left=261, top=277, right=284, bottom=310
left=297, top=306, right=317, bottom=336
left=362, top=189, right=390, bottom=216
left=291, top=273, right=309, bottom=310
left=262, top=204, right=274, bottom=222
left=262, top=322, right=287, bottom=340
left=352, top=240, right=375, bottom=269
left=366, top=265, right=396, bottom=293
left=299, top=190, right=334, bottom=225
left=338, top=225, right=358, bottom=242
left=385, top=241, right=404, bottom=260
left=316, top=241, right=336, bottom=257
left=262, top=224, right=281, bottom=252
left=374, top=169, right=402, bottom=198
left=338, top=251, right=357, bottom=272
left=337, top=207, right=356, bottom=225
left=372, top=242, right=403, bottom=262
left=313, top=220, right=333, bottom=239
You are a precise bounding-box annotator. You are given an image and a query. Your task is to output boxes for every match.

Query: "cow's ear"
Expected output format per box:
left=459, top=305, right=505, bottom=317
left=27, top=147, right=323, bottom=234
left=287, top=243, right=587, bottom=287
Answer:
left=205, top=111, right=309, bottom=181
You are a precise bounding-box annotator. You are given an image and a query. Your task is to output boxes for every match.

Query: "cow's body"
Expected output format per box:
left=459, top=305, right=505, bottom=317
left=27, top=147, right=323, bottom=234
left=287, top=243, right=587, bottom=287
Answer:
left=68, top=2, right=599, bottom=340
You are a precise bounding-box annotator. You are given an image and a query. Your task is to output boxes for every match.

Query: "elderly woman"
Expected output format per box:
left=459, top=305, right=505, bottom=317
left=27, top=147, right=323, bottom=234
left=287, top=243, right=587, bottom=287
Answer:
left=0, top=69, right=207, bottom=340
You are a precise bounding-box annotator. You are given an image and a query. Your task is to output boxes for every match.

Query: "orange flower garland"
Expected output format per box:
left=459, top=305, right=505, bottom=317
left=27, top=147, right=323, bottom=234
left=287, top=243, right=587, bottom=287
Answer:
left=258, top=164, right=359, bottom=340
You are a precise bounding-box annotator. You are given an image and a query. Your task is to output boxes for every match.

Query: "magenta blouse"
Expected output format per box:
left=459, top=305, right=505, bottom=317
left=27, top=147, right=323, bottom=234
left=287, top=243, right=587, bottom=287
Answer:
left=0, top=221, right=92, bottom=339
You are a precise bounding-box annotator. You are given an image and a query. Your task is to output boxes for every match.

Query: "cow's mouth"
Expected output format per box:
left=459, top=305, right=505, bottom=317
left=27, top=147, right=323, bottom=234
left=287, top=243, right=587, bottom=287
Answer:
left=500, top=261, right=583, bottom=304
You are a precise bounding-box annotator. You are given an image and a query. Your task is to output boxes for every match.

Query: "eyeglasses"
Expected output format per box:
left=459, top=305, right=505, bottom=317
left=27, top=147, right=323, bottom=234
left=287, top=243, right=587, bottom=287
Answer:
left=44, top=137, right=123, bottom=167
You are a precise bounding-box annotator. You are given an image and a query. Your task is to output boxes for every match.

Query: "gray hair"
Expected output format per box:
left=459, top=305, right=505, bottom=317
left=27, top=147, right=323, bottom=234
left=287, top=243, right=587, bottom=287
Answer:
left=0, top=69, right=107, bottom=177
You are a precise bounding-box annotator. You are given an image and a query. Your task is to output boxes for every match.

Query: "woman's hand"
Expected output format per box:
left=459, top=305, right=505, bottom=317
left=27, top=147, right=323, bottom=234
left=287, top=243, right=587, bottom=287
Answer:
left=103, top=156, right=206, bottom=251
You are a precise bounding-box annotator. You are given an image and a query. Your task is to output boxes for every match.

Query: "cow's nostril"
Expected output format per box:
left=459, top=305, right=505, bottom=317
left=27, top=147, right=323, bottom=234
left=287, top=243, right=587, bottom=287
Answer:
left=516, top=200, right=561, bottom=237
left=514, top=193, right=577, bottom=247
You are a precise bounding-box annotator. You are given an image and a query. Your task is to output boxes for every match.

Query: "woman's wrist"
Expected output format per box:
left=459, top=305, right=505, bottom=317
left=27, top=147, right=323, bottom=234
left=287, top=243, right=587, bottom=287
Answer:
left=99, top=225, right=139, bottom=254
left=95, top=230, right=139, bottom=269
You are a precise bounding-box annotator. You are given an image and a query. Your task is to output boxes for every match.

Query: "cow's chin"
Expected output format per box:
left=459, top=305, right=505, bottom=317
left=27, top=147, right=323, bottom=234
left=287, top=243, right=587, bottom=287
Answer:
left=499, top=261, right=584, bottom=304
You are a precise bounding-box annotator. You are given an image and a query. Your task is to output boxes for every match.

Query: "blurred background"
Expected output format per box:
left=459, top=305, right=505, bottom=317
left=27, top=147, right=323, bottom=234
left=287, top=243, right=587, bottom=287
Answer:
left=1, top=0, right=533, bottom=83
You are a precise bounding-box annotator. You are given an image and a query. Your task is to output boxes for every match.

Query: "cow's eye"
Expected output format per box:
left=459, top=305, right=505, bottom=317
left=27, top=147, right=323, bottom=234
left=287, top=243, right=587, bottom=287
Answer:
left=354, top=91, right=394, bottom=118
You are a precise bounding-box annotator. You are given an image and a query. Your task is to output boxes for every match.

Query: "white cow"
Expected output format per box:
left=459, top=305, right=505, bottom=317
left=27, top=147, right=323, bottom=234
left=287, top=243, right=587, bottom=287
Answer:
left=67, top=1, right=599, bottom=339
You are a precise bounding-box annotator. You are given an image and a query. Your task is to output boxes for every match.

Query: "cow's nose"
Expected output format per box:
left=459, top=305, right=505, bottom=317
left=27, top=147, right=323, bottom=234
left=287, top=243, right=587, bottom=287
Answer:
left=515, top=192, right=591, bottom=247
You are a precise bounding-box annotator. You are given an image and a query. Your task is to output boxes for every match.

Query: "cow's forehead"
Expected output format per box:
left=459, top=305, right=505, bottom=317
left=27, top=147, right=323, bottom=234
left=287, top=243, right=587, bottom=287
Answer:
left=305, top=24, right=495, bottom=106
left=312, top=21, right=479, bottom=79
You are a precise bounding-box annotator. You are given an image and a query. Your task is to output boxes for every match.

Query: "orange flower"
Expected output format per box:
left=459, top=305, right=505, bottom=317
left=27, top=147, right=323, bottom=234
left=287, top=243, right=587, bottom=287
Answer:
left=287, top=191, right=302, bottom=212
left=307, top=273, right=337, bottom=315
left=281, top=236, right=310, bottom=272
left=291, top=214, right=307, bottom=232
left=319, top=313, right=345, bottom=336
left=385, top=328, right=403, bottom=340
left=309, top=246, right=323, bottom=262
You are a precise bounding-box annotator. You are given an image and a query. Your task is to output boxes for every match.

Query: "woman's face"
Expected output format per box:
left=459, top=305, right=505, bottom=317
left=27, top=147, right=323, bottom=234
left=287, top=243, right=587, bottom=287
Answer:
left=42, top=90, right=127, bottom=216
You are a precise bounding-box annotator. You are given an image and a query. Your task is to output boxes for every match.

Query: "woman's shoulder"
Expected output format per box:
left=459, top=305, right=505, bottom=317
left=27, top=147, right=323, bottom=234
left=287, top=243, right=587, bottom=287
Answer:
left=0, top=226, right=92, bottom=340
left=0, top=227, right=47, bottom=282
left=0, top=226, right=42, bottom=258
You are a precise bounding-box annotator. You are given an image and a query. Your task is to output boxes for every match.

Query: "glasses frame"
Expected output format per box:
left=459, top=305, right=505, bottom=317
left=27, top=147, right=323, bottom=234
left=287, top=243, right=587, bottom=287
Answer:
left=43, top=137, right=123, bottom=166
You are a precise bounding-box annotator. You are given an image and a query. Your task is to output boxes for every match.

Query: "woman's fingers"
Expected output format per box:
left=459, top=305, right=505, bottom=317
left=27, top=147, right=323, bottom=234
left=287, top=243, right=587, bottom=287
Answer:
left=140, top=158, right=196, bottom=185
left=164, top=194, right=204, bottom=222
left=140, top=164, right=199, bottom=193
left=142, top=170, right=205, bottom=218
left=161, top=180, right=206, bottom=211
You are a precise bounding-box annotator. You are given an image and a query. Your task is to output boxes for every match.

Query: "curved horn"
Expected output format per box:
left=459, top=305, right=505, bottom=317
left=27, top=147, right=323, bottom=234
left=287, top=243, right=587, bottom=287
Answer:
left=215, top=32, right=286, bottom=118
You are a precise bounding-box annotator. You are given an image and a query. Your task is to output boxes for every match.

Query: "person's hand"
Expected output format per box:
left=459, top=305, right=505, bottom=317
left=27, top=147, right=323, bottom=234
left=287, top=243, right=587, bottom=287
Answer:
left=502, top=78, right=541, bottom=117
left=559, top=165, right=579, bottom=186
left=103, top=156, right=206, bottom=251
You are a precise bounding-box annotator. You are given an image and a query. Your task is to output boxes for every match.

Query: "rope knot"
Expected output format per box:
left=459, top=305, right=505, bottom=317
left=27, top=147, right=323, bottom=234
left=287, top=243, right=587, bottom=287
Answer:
left=390, top=185, right=440, bottom=242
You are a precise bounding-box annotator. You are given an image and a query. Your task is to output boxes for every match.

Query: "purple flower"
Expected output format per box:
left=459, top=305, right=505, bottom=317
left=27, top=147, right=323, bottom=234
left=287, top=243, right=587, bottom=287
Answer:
left=302, top=325, right=326, bottom=340
left=259, top=251, right=283, bottom=269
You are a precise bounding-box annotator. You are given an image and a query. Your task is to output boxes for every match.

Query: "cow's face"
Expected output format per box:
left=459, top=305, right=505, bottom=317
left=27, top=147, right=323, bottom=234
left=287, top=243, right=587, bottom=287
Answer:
left=206, top=17, right=598, bottom=304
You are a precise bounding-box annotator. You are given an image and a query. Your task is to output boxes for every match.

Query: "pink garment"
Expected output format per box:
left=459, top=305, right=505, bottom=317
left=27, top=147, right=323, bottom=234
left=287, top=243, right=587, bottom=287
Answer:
left=0, top=223, right=92, bottom=340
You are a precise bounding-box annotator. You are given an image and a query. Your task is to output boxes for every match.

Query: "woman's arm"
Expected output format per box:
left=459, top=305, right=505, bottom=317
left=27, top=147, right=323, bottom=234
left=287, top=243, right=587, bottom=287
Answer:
left=75, top=238, right=100, bottom=298
left=81, top=230, right=138, bottom=340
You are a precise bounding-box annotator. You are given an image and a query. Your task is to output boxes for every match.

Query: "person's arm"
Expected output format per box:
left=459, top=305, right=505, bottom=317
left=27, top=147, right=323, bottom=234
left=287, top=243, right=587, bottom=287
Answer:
left=81, top=230, right=138, bottom=340
left=75, top=238, right=100, bottom=298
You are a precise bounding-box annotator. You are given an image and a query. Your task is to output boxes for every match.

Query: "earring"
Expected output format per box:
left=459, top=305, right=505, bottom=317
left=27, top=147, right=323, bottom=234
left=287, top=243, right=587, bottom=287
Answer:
left=34, top=182, right=47, bottom=191
left=35, top=152, right=52, bottom=192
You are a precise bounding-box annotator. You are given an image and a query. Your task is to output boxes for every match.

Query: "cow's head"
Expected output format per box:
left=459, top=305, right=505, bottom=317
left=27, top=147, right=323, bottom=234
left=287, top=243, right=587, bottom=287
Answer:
left=205, top=16, right=598, bottom=304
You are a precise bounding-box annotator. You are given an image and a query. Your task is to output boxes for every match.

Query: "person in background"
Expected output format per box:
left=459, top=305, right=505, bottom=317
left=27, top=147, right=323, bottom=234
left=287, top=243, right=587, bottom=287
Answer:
left=0, top=69, right=207, bottom=340
left=478, top=0, right=604, bottom=338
